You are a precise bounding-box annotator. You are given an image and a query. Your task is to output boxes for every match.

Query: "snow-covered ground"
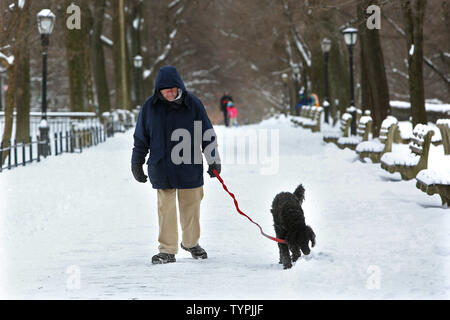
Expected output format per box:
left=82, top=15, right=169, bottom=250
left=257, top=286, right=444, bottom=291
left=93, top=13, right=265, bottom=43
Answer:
left=0, top=116, right=449, bottom=300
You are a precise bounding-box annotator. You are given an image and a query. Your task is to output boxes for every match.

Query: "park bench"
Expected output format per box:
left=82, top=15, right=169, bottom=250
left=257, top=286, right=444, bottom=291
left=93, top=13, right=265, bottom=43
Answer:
left=416, top=168, right=450, bottom=207
left=414, top=119, right=450, bottom=206
left=394, top=121, right=442, bottom=146
left=322, top=112, right=352, bottom=144
left=302, top=107, right=324, bottom=132
left=356, top=116, right=398, bottom=163
left=380, top=123, right=434, bottom=180
left=291, top=106, right=313, bottom=127
left=337, top=111, right=372, bottom=150
left=436, top=119, right=450, bottom=155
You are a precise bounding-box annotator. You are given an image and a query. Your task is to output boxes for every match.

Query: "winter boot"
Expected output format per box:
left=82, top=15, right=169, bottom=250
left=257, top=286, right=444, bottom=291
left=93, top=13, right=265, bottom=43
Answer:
left=151, top=252, right=176, bottom=264
left=180, top=242, right=208, bottom=259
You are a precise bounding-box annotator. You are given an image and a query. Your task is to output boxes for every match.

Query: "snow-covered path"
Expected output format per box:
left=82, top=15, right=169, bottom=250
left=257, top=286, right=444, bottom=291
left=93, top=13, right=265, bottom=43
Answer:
left=0, top=116, right=449, bottom=299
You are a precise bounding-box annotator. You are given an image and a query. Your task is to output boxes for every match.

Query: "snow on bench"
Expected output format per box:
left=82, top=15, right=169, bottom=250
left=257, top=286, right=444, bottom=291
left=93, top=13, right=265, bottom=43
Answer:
left=395, top=121, right=443, bottom=146
left=414, top=119, right=450, bottom=206
left=291, top=106, right=313, bottom=126
left=323, top=112, right=352, bottom=144
left=291, top=106, right=324, bottom=133
left=303, top=107, right=323, bottom=132
left=356, top=116, right=398, bottom=163
left=381, top=123, right=435, bottom=180
left=337, top=112, right=372, bottom=150
left=416, top=168, right=450, bottom=207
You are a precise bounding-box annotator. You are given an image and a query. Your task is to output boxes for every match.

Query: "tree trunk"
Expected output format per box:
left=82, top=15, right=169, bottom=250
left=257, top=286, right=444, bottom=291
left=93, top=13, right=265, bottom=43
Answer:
left=63, top=0, right=91, bottom=112
left=1, top=0, right=30, bottom=165
left=112, top=0, right=131, bottom=109
left=15, top=1, right=31, bottom=144
left=358, top=0, right=391, bottom=136
left=15, top=44, right=31, bottom=143
left=401, top=0, right=427, bottom=126
left=92, top=0, right=111, bottom=114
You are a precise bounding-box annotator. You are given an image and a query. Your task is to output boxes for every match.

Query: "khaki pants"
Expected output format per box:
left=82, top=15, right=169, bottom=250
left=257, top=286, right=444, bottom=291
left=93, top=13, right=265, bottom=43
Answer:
left=157, top=186, right=204, bottom=254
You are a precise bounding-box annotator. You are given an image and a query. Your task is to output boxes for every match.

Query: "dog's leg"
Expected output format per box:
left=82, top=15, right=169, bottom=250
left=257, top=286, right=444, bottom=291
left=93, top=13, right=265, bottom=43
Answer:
left=291, top=246, right=301, bottom=262
left=274, top=225, right=288, bottom=266
left=279, top=244, right=292, bottom=269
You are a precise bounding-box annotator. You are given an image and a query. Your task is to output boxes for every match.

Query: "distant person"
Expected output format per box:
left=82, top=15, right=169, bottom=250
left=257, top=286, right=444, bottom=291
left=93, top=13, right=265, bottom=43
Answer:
left=295, top=92, right=319, bottom=112
left=219, top=92, right=233, bottom=127
left=227, top=101, right=238, bottom=127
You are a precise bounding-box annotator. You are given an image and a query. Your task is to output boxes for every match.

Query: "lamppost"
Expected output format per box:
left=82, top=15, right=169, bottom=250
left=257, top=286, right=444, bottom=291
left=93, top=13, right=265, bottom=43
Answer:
left=342, top=26, right=358, bottom=135
left=321, top=38, right=332, bottom=124
left=133, top=55, right=143, bottom=107
left=37, top=9, right=55, bottom=157
left=281, top=73, right=289, bottom=116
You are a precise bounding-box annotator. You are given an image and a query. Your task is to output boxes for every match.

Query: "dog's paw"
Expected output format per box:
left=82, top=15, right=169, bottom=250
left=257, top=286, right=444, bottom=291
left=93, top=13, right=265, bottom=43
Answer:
left=283, top=263, right=293, bottom=269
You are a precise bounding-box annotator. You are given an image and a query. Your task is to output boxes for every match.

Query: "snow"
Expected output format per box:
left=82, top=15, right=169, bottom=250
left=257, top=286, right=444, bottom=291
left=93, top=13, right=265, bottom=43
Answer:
left=100, top=35, right=113, bottom=47
left=381, top=151, right=420, bottom=167
left=338, top=136, right=362, bottom=145
left=359, top=116, right=372, bottom=125
left=342, top=113, right=352, bottom=121
left=390, top=100, right=450, bottom=113
left=409, top=44, right=415, bottom=56
left=0, top=116, right=449, bottom=299
left=292, top=30, right=311, bottom=67
left=0, top=52, right=14, bottom=66
left=356, top=139, right=385, bottom=153
left=417, top=169, right=450, bottom=186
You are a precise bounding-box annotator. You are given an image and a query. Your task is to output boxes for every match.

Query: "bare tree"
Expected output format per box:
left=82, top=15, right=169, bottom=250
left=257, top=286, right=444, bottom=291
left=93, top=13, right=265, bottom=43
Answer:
left=358, top=0, right=391, bottom=136
left=401, top=0, right=427, bottom=126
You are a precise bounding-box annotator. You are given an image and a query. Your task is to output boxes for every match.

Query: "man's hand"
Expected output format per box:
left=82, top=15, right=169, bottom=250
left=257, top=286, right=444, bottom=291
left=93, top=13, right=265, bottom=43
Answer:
left=207, top=163, right=221, bottom=178
left=131, top=163, right=148, bottom=183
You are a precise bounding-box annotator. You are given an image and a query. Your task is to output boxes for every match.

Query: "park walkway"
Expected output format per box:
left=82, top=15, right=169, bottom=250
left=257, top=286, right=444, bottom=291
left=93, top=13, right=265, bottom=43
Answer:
left=0, top=116, right=448, bottom=299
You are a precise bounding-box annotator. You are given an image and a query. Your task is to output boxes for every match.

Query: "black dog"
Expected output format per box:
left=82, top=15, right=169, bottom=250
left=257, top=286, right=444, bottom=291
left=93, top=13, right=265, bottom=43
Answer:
left=271, top=184, right=316, bottom=269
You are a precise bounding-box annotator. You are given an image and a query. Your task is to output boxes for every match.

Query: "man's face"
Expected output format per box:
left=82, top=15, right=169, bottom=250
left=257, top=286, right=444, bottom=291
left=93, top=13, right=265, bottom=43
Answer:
left=160, top=87, right=178, bottom=102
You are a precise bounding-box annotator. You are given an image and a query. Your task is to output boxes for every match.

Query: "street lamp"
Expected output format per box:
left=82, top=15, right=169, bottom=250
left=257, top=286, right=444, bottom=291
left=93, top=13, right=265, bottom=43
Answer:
left=281, top=73, right=289, bottom=116
left=133, top=55, right=143, bottom=107
left=321, top=38, right=332, bottom=124
left=342, top=26, right=358, bottom=135
left=37, top=9, right=56, bottom=157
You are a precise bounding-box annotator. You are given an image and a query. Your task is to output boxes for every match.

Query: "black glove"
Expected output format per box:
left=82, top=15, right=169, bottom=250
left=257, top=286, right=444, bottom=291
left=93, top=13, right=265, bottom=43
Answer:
left=131, top=163, right=148, bottom=183
left=207, top=163, right=221, bottom=178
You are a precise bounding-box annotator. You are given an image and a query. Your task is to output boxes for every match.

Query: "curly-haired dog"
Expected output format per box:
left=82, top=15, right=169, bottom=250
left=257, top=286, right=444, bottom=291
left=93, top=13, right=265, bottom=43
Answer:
left=271, top=184, right=316, bottom=269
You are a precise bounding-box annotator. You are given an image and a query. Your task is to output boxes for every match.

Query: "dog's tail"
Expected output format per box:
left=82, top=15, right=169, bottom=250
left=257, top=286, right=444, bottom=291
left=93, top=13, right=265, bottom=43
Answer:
left=293, top=184, right=305, bottom=205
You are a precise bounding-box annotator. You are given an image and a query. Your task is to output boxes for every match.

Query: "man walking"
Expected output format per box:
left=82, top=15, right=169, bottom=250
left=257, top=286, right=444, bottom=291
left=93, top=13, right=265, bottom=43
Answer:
left=131, top=66, right=221, bottom=264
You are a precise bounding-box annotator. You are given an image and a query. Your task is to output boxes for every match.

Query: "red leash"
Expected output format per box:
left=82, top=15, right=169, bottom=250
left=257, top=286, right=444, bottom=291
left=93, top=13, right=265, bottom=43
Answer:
left=212, top=169, right=287, bottom=244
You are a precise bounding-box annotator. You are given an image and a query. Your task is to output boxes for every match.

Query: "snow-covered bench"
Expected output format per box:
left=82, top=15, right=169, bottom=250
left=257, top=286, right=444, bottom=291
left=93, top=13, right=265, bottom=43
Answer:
left=356, top=116, right=398, bottom=163
left=303, top=107, right=323, bottom=132
left=337, top=111, right=372, bottom=150
left=416, top=168, right=450, bottom=207
left=437, top=119, right=450, bottom=155
left=291, top=106, right=323, bottom=132
left=380, top=124, right=434, bottom=180
left=291, top=106, right=312, bottom=126
left=323, top=112, right=352, bottom=144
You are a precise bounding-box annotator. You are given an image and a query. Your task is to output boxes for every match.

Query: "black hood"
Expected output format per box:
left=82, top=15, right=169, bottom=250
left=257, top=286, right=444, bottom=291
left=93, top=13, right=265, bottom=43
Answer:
left=154, top=65, right=186, bottom=94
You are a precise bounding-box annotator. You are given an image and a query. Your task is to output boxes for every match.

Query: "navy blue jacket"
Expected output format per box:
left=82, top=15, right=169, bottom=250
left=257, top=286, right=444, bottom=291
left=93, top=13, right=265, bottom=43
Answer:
left=131, top=66, right=218, bottom=189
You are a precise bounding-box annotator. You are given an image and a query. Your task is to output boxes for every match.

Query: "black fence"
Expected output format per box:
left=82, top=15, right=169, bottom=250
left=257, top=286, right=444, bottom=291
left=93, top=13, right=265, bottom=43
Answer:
left=0, top=126, right=106, bottom=173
